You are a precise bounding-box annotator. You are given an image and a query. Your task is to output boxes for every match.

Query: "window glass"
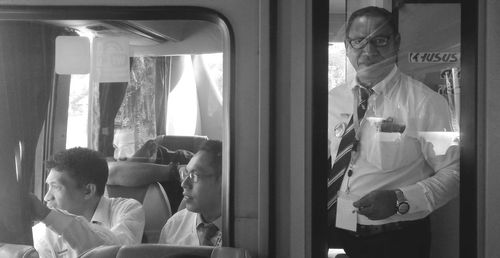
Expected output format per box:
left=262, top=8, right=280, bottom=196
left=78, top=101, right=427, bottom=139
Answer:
left=66, top=74, right=90, bottom=148
left=327, top=1, right=460, bottom=257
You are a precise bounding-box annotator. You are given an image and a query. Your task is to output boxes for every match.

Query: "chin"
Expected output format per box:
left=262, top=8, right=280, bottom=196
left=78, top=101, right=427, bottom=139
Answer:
left=185, top=203, right=199, bottom=213
left=357, top=63, right=393, bottom=80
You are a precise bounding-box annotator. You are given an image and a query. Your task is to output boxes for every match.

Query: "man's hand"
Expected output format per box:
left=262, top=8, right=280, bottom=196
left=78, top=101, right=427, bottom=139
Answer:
left=28, top=193, right=51, bottom=221
left=353, top=190, right=397, bottom=220
left=130, top=139, right=157, bottom=162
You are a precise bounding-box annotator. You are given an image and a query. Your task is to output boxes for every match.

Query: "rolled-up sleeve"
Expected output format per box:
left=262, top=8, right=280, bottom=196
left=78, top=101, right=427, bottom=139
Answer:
left=43, top=198, right=145, bottom=255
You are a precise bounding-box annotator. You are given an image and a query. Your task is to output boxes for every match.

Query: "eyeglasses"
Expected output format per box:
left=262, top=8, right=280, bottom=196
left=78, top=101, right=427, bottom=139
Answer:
left=179, top=166, right=214, bottom=183
left=347, top=35, right=392, bottom=49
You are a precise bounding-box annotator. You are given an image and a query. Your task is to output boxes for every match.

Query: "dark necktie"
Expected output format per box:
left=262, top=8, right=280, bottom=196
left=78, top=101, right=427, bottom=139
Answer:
left=198, top=223, right=219, bottom=246
left=327, top=86, right=373, bottom=226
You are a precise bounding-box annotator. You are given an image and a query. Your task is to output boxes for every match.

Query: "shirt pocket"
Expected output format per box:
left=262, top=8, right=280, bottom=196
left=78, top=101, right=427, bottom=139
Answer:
left=362, top=131, right=420, bottom=171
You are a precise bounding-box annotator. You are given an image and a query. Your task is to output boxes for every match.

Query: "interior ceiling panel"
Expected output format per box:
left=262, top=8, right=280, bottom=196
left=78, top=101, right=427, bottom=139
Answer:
left=42, top=20, right=212, bottom=46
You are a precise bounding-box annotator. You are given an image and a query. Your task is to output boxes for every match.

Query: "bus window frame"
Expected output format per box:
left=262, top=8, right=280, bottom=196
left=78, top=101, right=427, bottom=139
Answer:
left=0, top=5, right=235, bottom=247
left=318, top=0, right=478, bottom=257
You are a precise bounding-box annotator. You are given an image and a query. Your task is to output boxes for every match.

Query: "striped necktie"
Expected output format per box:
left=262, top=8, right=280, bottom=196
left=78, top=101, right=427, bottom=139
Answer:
left=328, top=86, right=373, bottom=226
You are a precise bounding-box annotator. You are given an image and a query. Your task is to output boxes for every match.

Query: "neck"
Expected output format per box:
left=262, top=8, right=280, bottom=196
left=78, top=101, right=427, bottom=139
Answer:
left=81, top=196, right=101, bottom=221
left=356, top=62, right=396, bottom=88
left=356, top=68, right=391, bottom=88
left=200, top=210, right=221, bottom=223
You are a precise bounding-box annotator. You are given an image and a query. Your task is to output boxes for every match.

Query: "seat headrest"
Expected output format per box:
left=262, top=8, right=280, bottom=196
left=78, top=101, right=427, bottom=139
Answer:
left=155, top=135, right=208, bottom=153
left=80, top=244, right=253, bottom=258
left=81, top=244, right=212, bottom=258
left=0, top=243, right=39, bottom=258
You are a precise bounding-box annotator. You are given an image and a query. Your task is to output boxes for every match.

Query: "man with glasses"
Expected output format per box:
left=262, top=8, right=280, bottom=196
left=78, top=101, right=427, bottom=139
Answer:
left=158, top=140, right=222, bottom=246
left=328, top=6, right=459, bottom=258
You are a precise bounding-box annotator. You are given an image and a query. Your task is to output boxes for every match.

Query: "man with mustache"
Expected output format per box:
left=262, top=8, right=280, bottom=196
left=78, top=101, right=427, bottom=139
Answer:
left=328, top=6, right=459, bottom=258
left=158, top=140, right=222, bottom=246
left=30, top=147, right=145, bottom=258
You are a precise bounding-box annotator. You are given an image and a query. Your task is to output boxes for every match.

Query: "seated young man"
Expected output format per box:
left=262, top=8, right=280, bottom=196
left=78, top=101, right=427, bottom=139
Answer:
left=158, top=140, right=222, bottom=246
left=30, top=147, right=145, bottom=258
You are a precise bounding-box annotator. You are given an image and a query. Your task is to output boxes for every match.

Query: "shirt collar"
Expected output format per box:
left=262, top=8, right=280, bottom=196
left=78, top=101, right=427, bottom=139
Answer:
left=196, top=213, right=222, bottom=230
left=349, top=65, right=399, bottom=95
left=90, top=196, right=110, bottom=226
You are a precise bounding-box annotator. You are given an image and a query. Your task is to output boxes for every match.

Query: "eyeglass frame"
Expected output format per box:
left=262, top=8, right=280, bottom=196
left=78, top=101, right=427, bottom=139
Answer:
left=346, top=34, right=394, bottom=49
left=179, top=165, right=216, bottom=183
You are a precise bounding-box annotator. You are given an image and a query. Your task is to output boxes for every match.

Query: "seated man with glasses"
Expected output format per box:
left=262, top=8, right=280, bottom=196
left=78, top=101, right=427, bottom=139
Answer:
left=158, top=140, right=222, bottom=246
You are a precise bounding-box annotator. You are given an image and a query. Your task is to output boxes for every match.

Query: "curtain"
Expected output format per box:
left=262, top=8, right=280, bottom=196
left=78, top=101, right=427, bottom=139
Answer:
left=192, top=55, right=223, bottom=140
left=98, top=82, right=128, bottom=157
left=155, top=56, right=170, bottom=136
left=0, top=21, right=68, bottom=244
left=165, top=54, right=223, bottom=139
left=165, top=55, right=201, bottom=136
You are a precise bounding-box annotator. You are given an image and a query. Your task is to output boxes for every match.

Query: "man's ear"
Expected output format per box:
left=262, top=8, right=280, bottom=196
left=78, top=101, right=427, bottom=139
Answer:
left=83, top=183, right=97, bottom=199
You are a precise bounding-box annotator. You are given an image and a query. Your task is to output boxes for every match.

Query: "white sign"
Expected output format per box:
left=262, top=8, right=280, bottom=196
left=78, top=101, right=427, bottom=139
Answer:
left=55, top=36, right=90, bottom=74
left=408, top=52, right=460, bottom=63
left=93, top=37, right=130, bottom=83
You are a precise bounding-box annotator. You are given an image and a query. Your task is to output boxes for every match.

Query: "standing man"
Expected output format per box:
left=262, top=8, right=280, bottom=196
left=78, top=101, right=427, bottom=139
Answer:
left=328, top=6, right=459, bottom=258
left=159, top=140, right=222, bottom=246
left=30, top=147, right=145, bottom=258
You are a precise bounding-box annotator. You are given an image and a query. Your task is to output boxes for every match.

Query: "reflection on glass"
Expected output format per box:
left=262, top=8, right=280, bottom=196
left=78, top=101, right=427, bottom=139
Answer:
left=62, top=18, right=225, bottom=222
left=0, top=8, right=229, bottom=248
left=61, top=20, right=225, bottom=160
left=328, top=2, right=460, bottom=257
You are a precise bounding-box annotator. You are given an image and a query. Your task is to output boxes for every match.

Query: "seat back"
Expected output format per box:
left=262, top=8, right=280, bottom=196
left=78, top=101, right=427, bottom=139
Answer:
left=105, top=182, right=172, bottom=243
left=0, top=243, right=39, bottom=258
left=155, top=135, right=208, bottom=153
left=80, top=244, right=252, bottom=258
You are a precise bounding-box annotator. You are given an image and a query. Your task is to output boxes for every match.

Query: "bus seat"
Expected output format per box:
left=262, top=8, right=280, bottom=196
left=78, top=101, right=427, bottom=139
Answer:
left=155, top=135, right=208, bottom=153
left=80, top=244, right=252, bottom=258
left=105, top=182, right=172, bottom=243
left=0, top=243, right=38, bottom=258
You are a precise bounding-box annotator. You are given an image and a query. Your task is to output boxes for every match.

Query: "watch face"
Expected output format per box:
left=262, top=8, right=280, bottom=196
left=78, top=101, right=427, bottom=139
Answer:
left=398, top=202, right=410, bottom=214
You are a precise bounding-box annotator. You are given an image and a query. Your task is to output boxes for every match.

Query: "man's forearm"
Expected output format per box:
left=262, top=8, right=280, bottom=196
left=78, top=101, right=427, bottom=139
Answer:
left=43, top=210, right=108, bottom=254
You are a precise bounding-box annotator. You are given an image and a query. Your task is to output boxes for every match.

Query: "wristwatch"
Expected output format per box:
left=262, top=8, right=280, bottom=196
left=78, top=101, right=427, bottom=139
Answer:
left=395, top=189, right=410, bottom=215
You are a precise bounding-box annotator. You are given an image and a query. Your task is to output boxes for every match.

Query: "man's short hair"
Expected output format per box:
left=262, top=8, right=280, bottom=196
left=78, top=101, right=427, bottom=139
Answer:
left=197, top=140, right=222, bottom=178
left=346, top=6, right=398, bottom=36
left=46, top=147, right=108, bottom=196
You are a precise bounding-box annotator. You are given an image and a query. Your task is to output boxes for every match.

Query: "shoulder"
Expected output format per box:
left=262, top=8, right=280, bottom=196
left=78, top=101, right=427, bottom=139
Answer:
left=32, top=222, right=56, bottom=249
left=109, top=197, right=142, bottom=208
left=400, top=73, right=440, bottom=97
left=162, top=209, right=195, bottom=233
left=32, top=221, right=48, bottom=240
left=169, top=208, right=194, bottom=223
left=165, top=209, right=197, bottom=229
left=399, top=72, right=448, bottom=106
left=108, top=197, right=145, bottom=217
left=329, top=83, right=353, bottom=115
left=330, top=83, right=352, bottom=103
left=160, top=209, right=197, bottom=244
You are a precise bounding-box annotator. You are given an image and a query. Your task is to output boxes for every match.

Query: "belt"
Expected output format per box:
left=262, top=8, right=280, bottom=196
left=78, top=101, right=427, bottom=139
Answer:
left=345, top=217, right=429, bottom=237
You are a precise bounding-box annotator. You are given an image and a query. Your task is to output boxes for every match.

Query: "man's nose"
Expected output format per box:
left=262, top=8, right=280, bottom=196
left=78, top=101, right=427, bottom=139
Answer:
left=362, top=40, right=378, bottom=54
left=181, top=176, right=192, bottom=189
left=43, top=190, right=53, bottom=202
